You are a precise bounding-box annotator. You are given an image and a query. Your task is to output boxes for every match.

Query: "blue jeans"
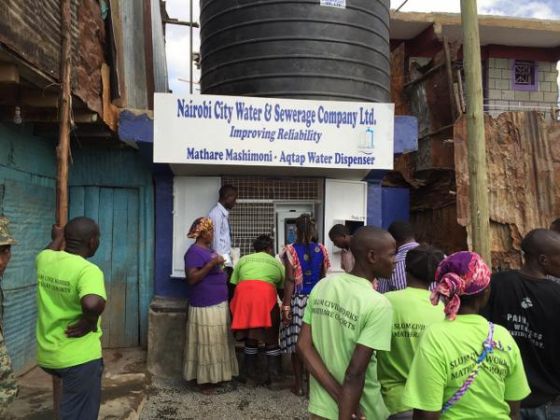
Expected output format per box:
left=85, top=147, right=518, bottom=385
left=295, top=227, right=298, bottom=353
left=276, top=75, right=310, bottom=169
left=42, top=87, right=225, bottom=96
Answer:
left=521, top=403, right=560, bottom=420
left=42, top=358, right=104, bottom=420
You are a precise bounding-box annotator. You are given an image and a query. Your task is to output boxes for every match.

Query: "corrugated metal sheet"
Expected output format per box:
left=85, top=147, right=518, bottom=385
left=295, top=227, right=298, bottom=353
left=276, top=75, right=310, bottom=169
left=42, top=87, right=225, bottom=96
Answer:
left=406, top=55, right=455, bottom=171
left=391, top=43, right=408, bottom=116
left=118, top=0, right=148, bottom=109
left=0, top=1, right=107, bottom=115
left=386, top=42, right=463, bottom=256
left=151, top=0, right=168, bottom=94
left=411, top=204, right=467, bottom=254
left=0, top=124, right=57, bottom=374
left=2, top=179, right=55, bottom=373
left=454, top=112, right=560, bottom=269
left=0, top=0, right=80, bottom=81
left=75, top=0, right=106, bottom=115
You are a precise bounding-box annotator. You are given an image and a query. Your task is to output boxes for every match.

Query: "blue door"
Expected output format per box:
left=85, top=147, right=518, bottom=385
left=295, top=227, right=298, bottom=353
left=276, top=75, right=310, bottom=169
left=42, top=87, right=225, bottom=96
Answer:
left=69, top=186, right=140, bottom=348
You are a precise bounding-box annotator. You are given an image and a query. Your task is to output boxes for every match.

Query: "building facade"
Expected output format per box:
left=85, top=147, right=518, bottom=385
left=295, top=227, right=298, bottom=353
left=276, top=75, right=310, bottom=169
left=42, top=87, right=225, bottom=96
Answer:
left=0, top=0, right=167, bottom=372
left=388, top=11, right=560, bottom=265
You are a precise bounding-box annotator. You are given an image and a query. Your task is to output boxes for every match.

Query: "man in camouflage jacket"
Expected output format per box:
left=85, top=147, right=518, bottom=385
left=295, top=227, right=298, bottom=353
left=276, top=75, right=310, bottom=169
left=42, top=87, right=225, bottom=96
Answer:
left=0, top=216, right=17, bottom=416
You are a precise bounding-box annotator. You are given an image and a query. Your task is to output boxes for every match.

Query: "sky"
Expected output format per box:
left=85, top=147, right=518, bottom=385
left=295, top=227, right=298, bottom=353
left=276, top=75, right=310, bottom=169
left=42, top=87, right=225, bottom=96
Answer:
left=163, top=0, right=560, bottom=95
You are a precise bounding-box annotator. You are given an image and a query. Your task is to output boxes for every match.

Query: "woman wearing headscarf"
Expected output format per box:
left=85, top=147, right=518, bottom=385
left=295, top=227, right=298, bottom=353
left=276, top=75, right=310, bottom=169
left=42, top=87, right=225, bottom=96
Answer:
left=377, top=245, right=446, bottom=419
left=280, top=214, right=330, bottom=396
left=402, top=251, right=531, bottom=419
left=183, top=217, right=238, bottom=391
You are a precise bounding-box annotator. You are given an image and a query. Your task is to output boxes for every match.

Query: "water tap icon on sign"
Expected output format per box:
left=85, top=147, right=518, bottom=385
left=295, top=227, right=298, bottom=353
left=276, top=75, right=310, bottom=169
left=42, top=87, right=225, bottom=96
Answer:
left=361, top=127, right=375, bottom=150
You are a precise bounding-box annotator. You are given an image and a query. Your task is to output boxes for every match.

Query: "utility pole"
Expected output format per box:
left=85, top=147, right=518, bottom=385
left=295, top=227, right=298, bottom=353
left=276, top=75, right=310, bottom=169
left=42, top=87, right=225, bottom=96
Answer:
left=53, top=0, right=73, bottom=417
left=460, top=0, right=491, bottom=264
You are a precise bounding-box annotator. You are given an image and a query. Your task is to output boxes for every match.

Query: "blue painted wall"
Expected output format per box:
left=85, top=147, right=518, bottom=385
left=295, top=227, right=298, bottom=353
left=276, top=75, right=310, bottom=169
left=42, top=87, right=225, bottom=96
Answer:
left=0, top=123, right=57, bottom=373
left=367, top=182, right=383, bottom=228
left=367, top=184, right=411, bottom=230
left=393, top=116, right=418, bottom=154
left=119, top=112, right=187, bottom=299
left=365, top=116, right=417, bottom=231
left=0, top=122, right=155, bottom=372
left=119, top=111, right=154, bottom=144
left=154, top=172, right=188, bottom=298
left=381, top=188, right=411, bottom=229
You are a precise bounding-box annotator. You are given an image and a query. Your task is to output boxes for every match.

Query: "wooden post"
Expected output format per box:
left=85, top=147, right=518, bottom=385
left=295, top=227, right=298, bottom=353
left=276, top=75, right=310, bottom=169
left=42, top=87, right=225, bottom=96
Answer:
left=54, top=0, right=73, bottom=417
left=460, top=0, right=491, bottom=264
left=57, top=0, right=72, bottom=227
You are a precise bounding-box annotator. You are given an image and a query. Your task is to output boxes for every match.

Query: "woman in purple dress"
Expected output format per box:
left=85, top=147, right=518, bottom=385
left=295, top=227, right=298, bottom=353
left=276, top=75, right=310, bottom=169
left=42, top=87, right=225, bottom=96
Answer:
left=183, top=217, right=238, bottom=391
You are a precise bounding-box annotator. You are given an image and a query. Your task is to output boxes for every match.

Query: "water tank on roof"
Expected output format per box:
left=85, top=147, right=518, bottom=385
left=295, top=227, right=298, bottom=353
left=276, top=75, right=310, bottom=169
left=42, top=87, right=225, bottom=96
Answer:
left=199, top=0, right=390, bottom=102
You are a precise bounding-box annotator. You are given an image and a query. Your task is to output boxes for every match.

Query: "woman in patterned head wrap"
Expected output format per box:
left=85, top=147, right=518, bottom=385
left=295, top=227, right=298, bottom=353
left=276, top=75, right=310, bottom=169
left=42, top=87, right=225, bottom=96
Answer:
left=401, top=251, right=530, bottom=419
left=183, top=217, right=238, bottom=392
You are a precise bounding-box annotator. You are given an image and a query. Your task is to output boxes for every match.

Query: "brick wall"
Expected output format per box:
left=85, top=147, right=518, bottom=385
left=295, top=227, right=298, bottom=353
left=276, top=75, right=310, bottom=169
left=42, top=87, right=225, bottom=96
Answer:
left=486, top=58, right=559, bottom=116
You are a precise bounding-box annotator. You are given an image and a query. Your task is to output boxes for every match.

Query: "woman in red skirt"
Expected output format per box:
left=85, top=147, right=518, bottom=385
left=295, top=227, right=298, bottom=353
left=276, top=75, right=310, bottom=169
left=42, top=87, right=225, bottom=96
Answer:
left=230, top=235, right=285, bottom=385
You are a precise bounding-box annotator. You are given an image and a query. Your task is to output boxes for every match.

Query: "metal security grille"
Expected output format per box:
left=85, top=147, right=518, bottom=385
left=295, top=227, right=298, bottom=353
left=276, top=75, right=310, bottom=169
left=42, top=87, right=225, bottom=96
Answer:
left=513, top=60, right=536, bottom=86
left=231, top=202, right=275, bottom=256
left=223, top=176, right=323, bottom=256
left=222, top=176, right=323, bottom=200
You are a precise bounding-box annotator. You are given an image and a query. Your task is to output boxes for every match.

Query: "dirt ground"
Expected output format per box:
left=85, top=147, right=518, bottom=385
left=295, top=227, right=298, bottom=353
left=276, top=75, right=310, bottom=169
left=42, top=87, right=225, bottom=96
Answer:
left=6, top=348, right=147, bottom=420
left=139, top=377, right=309, bottom=420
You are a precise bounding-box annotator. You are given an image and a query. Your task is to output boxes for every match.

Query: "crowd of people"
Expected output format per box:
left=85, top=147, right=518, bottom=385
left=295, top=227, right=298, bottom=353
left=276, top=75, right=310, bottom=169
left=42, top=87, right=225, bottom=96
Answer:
left=182, top=184, right=560, bottom=420
left=0, top=183, right=559, bottom=419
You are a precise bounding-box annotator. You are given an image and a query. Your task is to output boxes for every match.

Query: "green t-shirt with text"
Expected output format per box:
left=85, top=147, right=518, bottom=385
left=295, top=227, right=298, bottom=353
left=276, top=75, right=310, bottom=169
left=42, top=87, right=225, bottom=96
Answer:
left=377, top=287, right=445, bottom=414
left=402, top=314, right=530, bottom=419
left=303, top=273, right=393, bottom=420
left=230, top=252, right=284, bottom=288
left=36, top=250, right=107, bottom=369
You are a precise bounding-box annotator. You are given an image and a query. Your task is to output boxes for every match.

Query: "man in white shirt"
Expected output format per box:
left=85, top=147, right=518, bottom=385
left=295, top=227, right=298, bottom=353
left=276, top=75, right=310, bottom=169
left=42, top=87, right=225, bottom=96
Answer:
left=208, top=184, right=238, bottom=269
left=328, top=224, right=354, bottom=273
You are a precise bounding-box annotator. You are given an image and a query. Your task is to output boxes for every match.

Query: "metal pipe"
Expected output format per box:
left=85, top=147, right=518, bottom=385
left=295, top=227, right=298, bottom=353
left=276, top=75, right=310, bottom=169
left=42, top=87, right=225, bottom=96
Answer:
left=190, top=0, right=193, bottom=94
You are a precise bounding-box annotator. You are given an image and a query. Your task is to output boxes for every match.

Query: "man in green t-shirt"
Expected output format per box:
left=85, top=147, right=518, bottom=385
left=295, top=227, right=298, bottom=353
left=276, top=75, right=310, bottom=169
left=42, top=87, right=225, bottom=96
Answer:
left=377, top=245, right=445, bottom=418
left=36, top=217, right=106, bottom=420
left=297, top=226, right=396, bottom=420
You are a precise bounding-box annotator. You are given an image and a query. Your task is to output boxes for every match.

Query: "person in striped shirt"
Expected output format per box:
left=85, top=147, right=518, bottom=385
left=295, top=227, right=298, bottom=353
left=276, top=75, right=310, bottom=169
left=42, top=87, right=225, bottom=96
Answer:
left=377, top=221, right=419, bottom=293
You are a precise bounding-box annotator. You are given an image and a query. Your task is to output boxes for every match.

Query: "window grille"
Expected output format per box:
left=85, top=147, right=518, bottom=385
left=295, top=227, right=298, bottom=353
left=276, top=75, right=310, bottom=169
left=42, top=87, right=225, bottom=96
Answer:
left=513, top=60, right=537, bottom=90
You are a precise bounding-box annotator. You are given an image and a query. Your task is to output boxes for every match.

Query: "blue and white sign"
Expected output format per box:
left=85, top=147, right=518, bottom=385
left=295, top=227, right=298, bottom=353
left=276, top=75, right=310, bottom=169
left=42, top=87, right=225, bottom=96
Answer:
left=154, top=93, right=394, bottom=170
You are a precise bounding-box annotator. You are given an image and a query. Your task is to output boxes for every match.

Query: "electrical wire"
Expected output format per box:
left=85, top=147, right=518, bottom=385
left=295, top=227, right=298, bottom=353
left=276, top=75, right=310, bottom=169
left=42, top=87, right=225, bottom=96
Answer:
left=395, top=0, right=409, bottom=12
